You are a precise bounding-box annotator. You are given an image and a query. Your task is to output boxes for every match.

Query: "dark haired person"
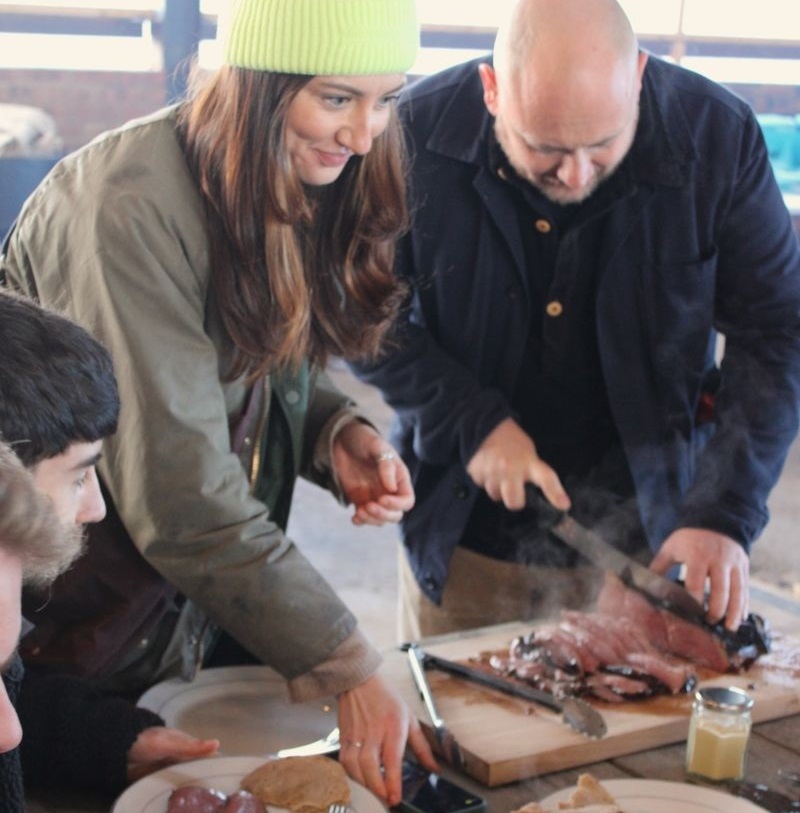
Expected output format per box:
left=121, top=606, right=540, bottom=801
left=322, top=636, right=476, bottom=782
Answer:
left=0, top=293, right=218, bottom=810
left=354, top=0, right=800, bottom=639
left=1, top=0, right=435, bottom=801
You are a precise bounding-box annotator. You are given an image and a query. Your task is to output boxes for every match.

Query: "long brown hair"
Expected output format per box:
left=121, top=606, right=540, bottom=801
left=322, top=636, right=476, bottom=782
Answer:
left=177, top=66, right=409, bottom=379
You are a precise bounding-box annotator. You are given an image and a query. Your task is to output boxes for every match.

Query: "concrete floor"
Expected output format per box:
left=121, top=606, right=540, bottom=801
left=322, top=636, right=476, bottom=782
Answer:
left=289, top=365, right=800, bottom=652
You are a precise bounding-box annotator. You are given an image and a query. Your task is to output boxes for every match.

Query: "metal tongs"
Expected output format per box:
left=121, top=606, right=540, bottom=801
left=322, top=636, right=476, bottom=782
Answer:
left=409, top=645, right=607, bottom=740
left=403, top=643, right=465, bottom=768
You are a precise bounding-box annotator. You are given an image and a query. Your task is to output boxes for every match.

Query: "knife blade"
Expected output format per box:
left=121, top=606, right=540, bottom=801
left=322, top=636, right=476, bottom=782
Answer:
left=403, top=643, right=465, bottom=768
left=276, top=727, right=340, bottom=757
left=524, top=484, right=707, bottom=624
left=420, top=649, right=607, bottom=739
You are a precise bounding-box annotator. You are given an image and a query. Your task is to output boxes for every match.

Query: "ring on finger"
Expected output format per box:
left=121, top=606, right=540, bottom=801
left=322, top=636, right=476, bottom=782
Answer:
left=374, top=451, right=396, bottom=463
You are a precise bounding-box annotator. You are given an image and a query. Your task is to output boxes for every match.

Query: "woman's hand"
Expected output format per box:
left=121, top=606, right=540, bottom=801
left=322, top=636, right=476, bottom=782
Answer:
left=126, top=727, right=219, bottom=783
left=337, top=673, right=438, bottom=805
left=332, top=421, right=414, bottom=526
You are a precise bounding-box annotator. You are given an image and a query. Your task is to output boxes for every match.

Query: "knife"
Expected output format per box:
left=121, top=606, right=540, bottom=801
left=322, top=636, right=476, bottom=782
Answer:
left=403, top=643, right=465, bottom=768
left=688, top=777, right=800, bottom=812
left=276, top=726, right=340, bottom=757
left=524, top=484, right=707, bottom=624
left=419, top=649, right=607, bottom=739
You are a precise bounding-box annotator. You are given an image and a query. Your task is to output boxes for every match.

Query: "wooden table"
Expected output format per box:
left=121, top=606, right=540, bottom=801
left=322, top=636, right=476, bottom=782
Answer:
left=26, top=715, right=800, bottom=812
left=396, top=709, right=800, bottom=811
left=379, top=580, right=800, bottom=810
left=26, top=581, right=800, bottom=812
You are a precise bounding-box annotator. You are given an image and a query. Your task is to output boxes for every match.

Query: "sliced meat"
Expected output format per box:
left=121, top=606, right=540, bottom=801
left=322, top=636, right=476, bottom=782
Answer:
left=488, top=571, right=769, bottom=705
left=579, top=680, right=626, bottom=704
left=553, top=619, right=602, bottom=674
left=595, top=573, right=671, bottom=651
left=624, top=651, right=696, bottom=694
left=512, top=659, right=554, bottom=683
left=559, top=613, right=628, bottom=664
left=167, top=787, right=227, bottom=813
left=605, top=616, right=658, bottom=655
left=223, top=791, right=267, bottom=813
left=526, top=626, right=585, bottom=675
left=662, top=612, right=730, bottom=672
left=584, top=671, right=654, bottom=699
left=596, top=571, right=747, bottom=672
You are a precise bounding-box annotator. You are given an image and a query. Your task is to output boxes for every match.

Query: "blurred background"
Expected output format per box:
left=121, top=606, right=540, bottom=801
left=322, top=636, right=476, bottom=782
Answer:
left=1, top=0, right=798, bottom=649
left=2, top=0, right=800, bottom=235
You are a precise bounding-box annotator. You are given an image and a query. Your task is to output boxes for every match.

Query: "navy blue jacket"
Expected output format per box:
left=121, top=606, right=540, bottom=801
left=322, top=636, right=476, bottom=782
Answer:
left=355, top=55, right=800, bottom=603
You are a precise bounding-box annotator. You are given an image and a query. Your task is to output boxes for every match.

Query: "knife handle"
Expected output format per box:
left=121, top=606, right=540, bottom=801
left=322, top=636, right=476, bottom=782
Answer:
left=523, top=484, right=566, bottom=528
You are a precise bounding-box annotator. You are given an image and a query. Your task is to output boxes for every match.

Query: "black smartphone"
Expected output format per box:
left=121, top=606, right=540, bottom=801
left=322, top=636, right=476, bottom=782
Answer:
left=394, top=760, right=487, bottom=813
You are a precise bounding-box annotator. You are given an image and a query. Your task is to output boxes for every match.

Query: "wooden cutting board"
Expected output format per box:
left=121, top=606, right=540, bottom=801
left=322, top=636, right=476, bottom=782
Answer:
left=388, top=623, right=800, bottom=787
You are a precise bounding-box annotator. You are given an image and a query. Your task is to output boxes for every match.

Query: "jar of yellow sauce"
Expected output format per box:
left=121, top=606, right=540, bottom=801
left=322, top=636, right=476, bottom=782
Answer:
left=686, top=686, right=754, bottom=781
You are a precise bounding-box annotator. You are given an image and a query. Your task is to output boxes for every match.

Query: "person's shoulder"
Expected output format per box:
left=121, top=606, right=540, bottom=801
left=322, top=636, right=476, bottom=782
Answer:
left=402, top=56, right=485, bottom=107
left=79, top=106, right=186, bottom=176
left=52, top=106, right=199, bottom=220
left=645, top=54, right=753, bottom=122
left=13, top=105, right=204, bottom=266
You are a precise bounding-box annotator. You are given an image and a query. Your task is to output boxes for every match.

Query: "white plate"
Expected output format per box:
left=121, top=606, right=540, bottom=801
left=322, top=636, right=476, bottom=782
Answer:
left=540, top=778, right=767, bottom=812
left=111, top=755, right=386, bottom=813
left=137, top=666, right=337, bottom=756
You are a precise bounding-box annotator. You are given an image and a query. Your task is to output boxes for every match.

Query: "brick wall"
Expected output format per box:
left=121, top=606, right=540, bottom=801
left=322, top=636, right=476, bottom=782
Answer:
left=1, top=68, right=798, bottom=235
left=0, top=69, right=166, bottom=152
left=2, top=68, right=799, bottom=154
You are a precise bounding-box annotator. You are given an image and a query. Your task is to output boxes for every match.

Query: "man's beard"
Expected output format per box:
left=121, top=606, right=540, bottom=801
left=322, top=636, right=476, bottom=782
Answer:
left=51, top=523, right=88, bottom=581
left=494, top=105, right=638, bottom=207
left=532, top=168, right=610, bottom=205
left=24, top=523, right=88, bottom=589
left=503, top=137, right=618, bottom=205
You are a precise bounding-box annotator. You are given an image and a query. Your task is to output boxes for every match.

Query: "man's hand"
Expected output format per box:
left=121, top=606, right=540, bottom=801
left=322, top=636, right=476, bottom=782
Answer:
left=336, top=673, right=437, bottom=806
left=126, top=727, right=219, bottom=782
left=650, top=527, right=750, bottom=631
left=332, top=421, right=414, bottom=526
left=466, top=417, right=570, bottom=510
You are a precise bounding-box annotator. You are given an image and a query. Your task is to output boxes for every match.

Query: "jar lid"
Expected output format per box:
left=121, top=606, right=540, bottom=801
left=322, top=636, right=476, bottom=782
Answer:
left=695, top=686, right=754, bottom=712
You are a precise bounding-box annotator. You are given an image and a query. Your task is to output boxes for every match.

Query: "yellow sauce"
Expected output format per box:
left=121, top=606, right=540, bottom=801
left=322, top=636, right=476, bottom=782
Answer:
left=686, top=721, right=749, bottom=780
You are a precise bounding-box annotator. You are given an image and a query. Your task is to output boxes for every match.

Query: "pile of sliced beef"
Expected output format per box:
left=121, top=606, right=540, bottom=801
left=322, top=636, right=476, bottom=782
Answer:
left=487, top=572, right=770, bottom=703
left=167, top=787, right=265, bottom=813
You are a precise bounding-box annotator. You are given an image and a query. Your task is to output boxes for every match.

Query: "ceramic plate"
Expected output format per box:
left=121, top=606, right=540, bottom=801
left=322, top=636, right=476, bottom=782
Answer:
left=137, top=666, right=337, bottom=755
left=111, top=756, right=386, bottom=813
left=540, top=778, right=767, bottom=812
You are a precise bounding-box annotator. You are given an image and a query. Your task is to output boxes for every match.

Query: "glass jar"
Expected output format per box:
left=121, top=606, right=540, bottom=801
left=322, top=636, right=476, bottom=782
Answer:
left=685, top=686, right=754, bottom=782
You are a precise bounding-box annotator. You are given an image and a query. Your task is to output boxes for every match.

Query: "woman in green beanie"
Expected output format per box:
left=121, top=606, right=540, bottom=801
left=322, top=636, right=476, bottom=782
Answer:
left=2, top=0, right=437, bottom=803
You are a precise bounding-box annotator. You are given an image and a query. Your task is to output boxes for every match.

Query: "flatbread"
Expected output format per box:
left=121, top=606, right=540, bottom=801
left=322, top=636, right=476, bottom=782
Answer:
left=511, top=774, right=622, bottom=813
left=561, top=774, right=618, bottom=809
left=241, top=756, right=351, bottom=813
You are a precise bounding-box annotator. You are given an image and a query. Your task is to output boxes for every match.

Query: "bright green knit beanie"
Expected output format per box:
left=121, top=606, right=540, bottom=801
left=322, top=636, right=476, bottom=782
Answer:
left=224, top=0, right=419, bottom=75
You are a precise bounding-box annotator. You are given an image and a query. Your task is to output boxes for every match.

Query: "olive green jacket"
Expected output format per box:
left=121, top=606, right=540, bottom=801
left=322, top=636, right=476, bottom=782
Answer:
left=1, top=106, right=380, bottom=699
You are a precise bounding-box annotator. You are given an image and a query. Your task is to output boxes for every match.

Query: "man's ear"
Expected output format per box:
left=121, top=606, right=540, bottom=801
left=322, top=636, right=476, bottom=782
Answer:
left=636, top=49, right=649, bottom=88
left=478, top=62, right=499, bottom=116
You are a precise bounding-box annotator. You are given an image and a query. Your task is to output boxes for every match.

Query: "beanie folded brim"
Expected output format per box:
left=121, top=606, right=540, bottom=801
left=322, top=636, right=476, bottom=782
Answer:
left=225, top=0, right=419, bottom=75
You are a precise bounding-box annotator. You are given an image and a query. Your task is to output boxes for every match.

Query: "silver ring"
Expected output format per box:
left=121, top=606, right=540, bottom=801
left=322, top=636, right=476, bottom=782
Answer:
left=348, top=740, right=364, bottom=748
left=374, top=451, right=396, bottom=463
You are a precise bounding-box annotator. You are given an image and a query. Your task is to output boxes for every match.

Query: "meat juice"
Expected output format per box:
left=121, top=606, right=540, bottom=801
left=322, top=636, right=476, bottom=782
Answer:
left=685, top=686, right=753, bottom=781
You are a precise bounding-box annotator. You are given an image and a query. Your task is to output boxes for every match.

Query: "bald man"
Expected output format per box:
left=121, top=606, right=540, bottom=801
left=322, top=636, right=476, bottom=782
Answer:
left=354, top=0, right=800, bottom=639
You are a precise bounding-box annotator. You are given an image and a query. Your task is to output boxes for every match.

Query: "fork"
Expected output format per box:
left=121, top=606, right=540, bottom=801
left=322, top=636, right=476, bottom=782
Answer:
left=328, top=805, right=349, bottom=813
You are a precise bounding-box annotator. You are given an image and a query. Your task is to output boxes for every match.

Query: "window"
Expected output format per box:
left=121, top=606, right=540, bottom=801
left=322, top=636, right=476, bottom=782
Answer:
left=1, top=0, right=799, bottom=82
